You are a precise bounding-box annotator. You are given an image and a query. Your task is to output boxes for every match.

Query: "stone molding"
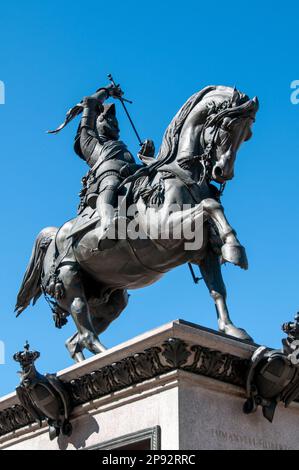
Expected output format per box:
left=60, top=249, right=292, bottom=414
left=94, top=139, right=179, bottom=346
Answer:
left=0, top=334, right=249, bottom=437
left=86, top=425, right=161, bottom=450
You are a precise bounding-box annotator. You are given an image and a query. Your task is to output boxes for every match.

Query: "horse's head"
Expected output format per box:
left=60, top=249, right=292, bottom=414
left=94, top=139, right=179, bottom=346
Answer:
left=201, top=88, right=259, bottom=183
left=156, top=86, right=258, bottom=186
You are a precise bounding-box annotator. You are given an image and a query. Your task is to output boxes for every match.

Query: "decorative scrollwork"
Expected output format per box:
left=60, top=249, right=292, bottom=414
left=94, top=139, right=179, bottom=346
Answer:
left=0, top=338, right=249, bottom=437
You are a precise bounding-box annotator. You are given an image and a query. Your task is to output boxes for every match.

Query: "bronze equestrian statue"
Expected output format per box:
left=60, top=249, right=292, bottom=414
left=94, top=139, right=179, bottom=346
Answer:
left=15, top=83, right=259, bottom=362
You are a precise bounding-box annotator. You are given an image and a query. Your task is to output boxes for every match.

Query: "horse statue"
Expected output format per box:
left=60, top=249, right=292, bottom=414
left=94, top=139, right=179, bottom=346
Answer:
left=15, top=84, right=259, bottom=362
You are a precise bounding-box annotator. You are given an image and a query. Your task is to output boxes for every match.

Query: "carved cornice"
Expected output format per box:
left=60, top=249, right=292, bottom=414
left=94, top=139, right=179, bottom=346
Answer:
left=0, top=405, right=33, bottom=436
left=0, top=337, right=249, bottom=437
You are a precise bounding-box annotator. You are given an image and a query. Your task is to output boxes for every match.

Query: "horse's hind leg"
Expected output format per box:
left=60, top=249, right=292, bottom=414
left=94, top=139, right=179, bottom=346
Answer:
left=65, top=289, right=128, bottom=361
left=198, top=248, right=253, bottom=342
left=91, top=289, right=129, bottom=337
left=59, top=264, right=106, bottom=360
left=65, top=332, right=85, bottom=363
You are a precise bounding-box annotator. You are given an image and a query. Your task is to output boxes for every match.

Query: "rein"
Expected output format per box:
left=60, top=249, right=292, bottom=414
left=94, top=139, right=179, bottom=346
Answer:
left=176, top=116, right=224, bottom=197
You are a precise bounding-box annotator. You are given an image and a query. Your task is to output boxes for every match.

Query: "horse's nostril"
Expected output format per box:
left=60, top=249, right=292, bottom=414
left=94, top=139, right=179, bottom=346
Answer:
left=214, top=166, right=223, bottom=177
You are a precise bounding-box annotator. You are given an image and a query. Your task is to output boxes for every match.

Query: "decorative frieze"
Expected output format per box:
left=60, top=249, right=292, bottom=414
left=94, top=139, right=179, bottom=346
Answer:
left=0, top=337, right=249, bottom=437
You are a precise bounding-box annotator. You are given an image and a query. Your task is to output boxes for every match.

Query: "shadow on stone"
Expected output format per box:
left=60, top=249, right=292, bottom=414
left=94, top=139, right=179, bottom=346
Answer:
left=57, top=414, right=99, bottom=450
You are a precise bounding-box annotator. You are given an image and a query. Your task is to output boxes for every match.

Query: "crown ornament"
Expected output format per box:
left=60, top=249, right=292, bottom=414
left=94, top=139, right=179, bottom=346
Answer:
left=13, top=341, right=40, bottom=369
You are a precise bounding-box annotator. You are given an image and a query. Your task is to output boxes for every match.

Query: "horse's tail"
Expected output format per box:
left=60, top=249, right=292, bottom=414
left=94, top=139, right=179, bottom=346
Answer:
left=15, top=227, right=58, bottom=316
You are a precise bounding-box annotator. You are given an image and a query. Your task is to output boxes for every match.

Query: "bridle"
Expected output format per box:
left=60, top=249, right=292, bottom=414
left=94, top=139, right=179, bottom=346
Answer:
left=198, top=109, right=253, bottom=195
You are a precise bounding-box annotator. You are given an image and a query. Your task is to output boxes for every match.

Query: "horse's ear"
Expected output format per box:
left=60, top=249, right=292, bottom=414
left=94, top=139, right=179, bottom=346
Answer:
left=231, top=87, right=240, bottom=106
left=252, top=96, right=259, bottom=111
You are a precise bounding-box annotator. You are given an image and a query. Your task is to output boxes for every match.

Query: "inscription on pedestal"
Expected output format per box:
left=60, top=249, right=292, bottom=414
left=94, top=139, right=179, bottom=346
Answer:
left=210, top=428, right=290, bottom=450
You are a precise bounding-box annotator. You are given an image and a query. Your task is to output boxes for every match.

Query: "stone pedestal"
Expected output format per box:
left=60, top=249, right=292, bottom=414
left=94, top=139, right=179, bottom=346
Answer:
left=0, top=320, right=298, bottom=450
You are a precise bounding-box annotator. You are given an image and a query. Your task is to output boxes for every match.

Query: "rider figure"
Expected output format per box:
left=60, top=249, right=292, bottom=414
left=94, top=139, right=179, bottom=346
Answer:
left=74, top=84, right=155, bottom=239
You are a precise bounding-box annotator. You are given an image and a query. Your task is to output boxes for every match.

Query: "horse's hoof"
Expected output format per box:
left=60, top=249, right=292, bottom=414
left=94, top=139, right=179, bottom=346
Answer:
left=79, top=332, right=107, bottom=354
left=219, top=323, right=254, bottom=342
left=72, top=352, right=85, bottom=363
left=221, top=243, right=248, bottom=270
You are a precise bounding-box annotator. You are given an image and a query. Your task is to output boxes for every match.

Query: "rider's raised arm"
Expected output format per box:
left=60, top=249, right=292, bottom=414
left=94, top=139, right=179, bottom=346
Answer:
left=74, top=83, right=125, bottom=166
left=74, top=88, right=111, bottom=164
left=74, top=84, right=123, bottom=165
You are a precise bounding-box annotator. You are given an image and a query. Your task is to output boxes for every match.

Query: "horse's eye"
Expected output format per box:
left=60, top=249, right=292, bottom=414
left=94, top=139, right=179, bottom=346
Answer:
left=220, top=118, right=232, bottom=131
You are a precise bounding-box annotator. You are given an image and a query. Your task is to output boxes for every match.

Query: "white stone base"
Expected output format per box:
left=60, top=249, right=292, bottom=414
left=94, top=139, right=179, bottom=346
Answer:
left=0, top=320, right=298, bottom=450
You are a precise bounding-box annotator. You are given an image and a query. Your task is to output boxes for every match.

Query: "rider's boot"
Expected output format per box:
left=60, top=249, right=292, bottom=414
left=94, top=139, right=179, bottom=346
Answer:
left=96, top=182, right=128, bottom=250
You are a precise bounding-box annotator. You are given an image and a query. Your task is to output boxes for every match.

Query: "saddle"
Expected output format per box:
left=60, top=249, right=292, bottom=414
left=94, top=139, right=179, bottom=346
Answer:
left=70, top=152, right=157, bottom=239
left=68, top=162, right=139, bottom=240
left=67, top=208, right=100, bottom=240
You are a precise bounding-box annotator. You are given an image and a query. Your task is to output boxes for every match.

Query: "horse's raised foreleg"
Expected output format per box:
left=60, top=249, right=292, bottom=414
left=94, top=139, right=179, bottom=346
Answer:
left=202, top=198, right=248, bottom=269
left=199, top=248, right=253, bottom=342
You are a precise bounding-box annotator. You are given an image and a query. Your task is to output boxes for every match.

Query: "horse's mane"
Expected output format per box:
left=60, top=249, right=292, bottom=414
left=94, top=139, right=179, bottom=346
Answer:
left=125, top=85, right=258, bottom=189
left=155, top=85, right=257, bottom=168
left=156, top=86, right=216, bottom=165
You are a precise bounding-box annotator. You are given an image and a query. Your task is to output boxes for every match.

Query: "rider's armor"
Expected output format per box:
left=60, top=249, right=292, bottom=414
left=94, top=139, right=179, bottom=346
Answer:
left=74, top=99, right=140, bottom=218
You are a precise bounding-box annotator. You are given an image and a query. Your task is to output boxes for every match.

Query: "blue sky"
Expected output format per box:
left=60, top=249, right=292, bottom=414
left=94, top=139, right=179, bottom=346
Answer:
left=0, top=1, right=298, bottom=396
